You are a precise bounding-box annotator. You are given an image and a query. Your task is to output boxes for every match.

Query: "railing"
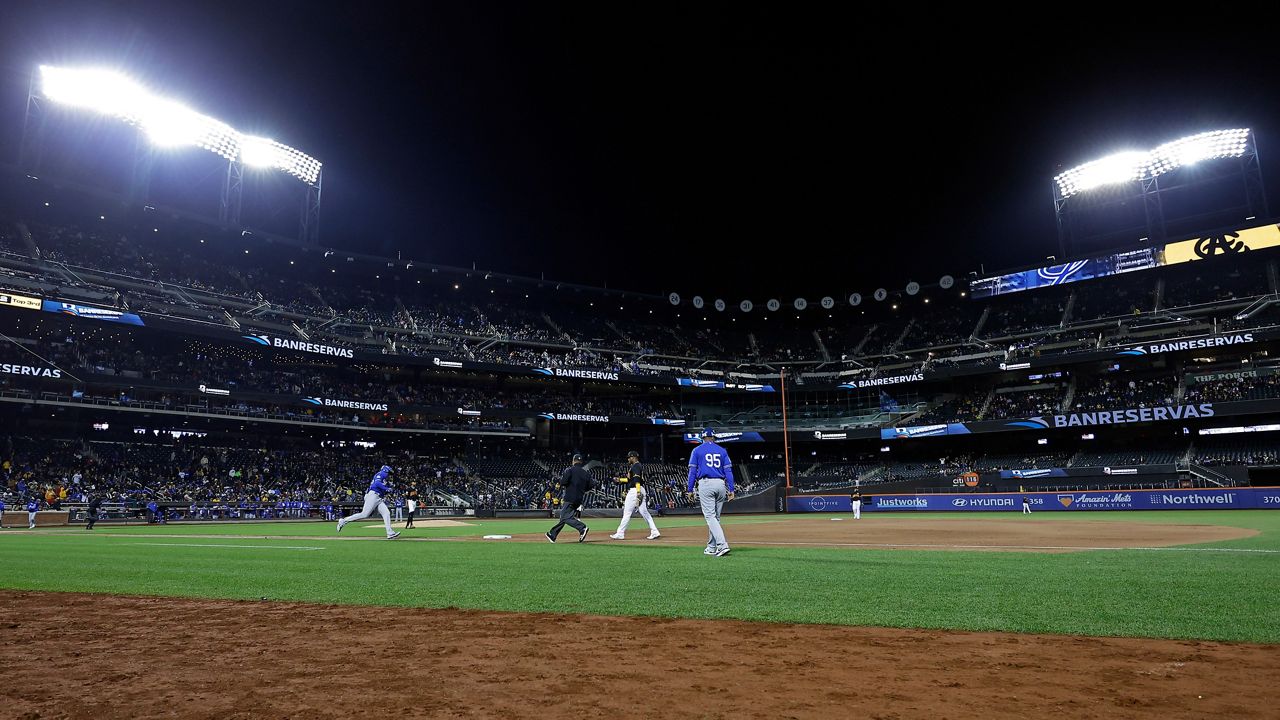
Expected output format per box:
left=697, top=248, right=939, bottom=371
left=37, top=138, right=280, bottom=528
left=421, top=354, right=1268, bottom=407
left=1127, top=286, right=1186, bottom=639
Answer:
left=7, top=391, right=528, bottom=437
left=1187, top=463, right=1232, bottom=488
left=6, top=247, right=1280, bottom=377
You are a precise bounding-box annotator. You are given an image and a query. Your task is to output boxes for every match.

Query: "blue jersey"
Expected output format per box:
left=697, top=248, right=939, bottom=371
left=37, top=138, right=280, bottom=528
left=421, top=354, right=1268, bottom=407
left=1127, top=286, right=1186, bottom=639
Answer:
left=26, top=500, right=39, bottom=512
left=687, top=441, right=734, bottom=493
left=369, top=466, right=392, bottom=496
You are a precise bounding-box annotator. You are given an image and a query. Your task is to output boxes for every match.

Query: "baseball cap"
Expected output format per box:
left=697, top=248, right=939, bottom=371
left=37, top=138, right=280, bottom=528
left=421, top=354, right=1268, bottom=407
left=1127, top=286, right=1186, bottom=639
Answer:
left=700, top=427, right=717, bottom=438
left=571, top=453, right=584, bottom=463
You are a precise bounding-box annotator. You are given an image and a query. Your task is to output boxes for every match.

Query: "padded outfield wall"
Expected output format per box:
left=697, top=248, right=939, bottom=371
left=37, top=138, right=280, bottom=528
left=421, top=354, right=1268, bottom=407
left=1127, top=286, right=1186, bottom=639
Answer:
left=786, top=487, right=1280, bottom=513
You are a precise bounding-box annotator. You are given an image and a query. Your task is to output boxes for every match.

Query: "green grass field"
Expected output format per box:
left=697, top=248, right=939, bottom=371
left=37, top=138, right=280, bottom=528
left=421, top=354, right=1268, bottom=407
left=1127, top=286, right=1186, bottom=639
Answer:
left=1, top=511, right=1277, bottom=643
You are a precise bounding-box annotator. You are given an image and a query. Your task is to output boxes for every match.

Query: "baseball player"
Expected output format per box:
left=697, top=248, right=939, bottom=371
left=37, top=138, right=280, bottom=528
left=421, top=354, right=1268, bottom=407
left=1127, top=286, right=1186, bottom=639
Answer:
left=0, top=496, right=6, bottom=528
left=850, top=489, right=863, bottom=520
left=688, top=428, right=734, bottom=557
left=546, top=454, right=593, bottom=543
left=609, top=451, right=661, bottom=540
left=27, top=497, right=40, bottom=529
left=337, top=465, right=401, bottom=539
left=405, top=486, right=419, bottom=529
left=1022, top=495, right=1032, bottom=514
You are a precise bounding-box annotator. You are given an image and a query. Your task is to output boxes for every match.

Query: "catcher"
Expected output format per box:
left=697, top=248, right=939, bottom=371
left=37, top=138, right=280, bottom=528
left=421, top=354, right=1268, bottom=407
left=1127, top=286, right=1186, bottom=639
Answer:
left=609, top=450, right=661, bottom=540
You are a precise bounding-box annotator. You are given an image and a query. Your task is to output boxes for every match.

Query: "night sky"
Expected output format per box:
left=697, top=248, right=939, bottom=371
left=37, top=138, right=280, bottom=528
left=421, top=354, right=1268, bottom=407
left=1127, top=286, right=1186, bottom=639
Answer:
left=2, top=2, right=1279, bottom=301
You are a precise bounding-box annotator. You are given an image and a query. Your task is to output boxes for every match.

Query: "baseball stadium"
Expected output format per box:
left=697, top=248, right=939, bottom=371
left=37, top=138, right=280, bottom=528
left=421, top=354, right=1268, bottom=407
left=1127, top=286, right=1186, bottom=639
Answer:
left=2, top=7, right=1280, bottom=719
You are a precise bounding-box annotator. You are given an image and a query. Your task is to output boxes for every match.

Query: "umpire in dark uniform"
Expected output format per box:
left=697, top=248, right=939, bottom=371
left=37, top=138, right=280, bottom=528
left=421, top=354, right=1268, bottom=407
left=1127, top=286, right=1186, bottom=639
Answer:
left=546, top=454, right=593, bottom=543
left=85, top=495, right=102, bottom=530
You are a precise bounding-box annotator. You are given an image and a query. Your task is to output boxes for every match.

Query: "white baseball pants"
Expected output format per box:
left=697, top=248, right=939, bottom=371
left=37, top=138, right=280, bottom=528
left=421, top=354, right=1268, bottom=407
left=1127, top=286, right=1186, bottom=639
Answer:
left=615, top=488, right=658, bottom=536
left=342, top=491, right=394, bottom=536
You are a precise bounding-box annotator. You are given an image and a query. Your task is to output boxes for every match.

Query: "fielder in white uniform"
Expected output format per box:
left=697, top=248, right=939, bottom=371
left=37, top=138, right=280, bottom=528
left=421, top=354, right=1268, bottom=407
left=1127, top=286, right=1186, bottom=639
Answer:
left=850, top=489, right=862, bottom=519
left=337, top=465, right=400, bottom=539
left=609, top=451, right=660, bottom=540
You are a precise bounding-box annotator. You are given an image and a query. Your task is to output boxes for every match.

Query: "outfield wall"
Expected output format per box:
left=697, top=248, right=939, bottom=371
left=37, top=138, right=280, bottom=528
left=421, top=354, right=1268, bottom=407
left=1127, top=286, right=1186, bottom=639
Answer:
left=786, top=487, right=1280, bottom=513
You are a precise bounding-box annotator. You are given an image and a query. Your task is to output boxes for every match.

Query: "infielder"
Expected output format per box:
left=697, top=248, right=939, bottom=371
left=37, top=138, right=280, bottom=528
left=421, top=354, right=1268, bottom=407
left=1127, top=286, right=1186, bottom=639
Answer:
left=850, top=489, right=862, bottom=520
left=337, top=465, right=401, bottom=539
left=405, top=486, right=419, bottom=529
left=688, top=428, right=734, bottom=557
left=609, top=450, right=660, bottom=540
left=1022, top=495, right=1032, bottom=514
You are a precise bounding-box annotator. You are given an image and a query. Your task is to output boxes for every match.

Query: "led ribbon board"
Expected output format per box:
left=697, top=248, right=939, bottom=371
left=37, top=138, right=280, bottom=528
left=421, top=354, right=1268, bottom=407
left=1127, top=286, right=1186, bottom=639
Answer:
left=970, top=222, right=1280, bottom=299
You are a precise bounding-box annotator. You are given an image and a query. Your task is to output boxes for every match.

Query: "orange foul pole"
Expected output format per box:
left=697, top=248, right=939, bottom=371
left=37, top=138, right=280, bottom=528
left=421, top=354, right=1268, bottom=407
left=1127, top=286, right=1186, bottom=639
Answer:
left=780, top=368, right=791, bottom=489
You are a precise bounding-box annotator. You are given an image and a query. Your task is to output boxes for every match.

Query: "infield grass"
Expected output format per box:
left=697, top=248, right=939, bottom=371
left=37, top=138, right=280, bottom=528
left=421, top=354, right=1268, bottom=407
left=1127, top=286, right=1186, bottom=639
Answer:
left=1, top=511, right=1277, bottom=643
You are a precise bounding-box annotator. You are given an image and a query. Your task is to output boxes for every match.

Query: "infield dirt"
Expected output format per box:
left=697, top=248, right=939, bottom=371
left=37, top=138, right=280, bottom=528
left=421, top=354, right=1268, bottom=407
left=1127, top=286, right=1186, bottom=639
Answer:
left=2, top=591, right=1276, bottom=719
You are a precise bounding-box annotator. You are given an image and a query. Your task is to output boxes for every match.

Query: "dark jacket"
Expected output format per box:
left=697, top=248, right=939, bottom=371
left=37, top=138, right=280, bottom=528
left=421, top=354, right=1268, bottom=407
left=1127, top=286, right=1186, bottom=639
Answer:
left=559, top=465, right=595, bottom=507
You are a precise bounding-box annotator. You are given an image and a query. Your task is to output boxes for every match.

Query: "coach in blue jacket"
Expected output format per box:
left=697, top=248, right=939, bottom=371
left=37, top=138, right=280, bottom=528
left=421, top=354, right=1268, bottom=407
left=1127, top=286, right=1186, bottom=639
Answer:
left=688, top=428, right=734, bottom=557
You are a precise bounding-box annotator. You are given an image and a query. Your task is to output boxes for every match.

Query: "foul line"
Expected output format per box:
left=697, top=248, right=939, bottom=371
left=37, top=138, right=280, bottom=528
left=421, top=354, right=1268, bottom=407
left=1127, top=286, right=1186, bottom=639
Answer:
left=125, top=542, right=325, bottom=551
left=698, top=540, right=1278, bottom=553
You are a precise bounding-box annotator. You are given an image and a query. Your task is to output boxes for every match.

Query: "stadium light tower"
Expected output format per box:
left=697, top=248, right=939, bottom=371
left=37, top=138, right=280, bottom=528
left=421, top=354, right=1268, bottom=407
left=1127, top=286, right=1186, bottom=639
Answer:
left=1051, top=129, right=1265, bottom=256
left=20, top=65, right=323, bottom=243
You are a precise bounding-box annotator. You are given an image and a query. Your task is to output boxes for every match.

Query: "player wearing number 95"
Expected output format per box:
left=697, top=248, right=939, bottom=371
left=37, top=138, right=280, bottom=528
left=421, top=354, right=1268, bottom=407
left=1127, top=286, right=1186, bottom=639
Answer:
left=688, top=428, right=734, bottom=557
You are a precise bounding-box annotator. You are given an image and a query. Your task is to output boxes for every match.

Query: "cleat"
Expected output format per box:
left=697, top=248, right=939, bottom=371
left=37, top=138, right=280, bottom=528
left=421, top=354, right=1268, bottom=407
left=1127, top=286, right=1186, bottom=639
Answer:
left=714, top=546, right=731, bottom=557
left=647, top=533, right=661, bottom=540
left=703, top=547, right=716, bottom=555
left=546, top=531, right=556, bottom=543
left=336, top=519, right=345, bottom=533
left=387, top=531, right=401, bottom=540
left=578, top=527, right=589, bottom=543
left=609, top=533, right=624, bottom=540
